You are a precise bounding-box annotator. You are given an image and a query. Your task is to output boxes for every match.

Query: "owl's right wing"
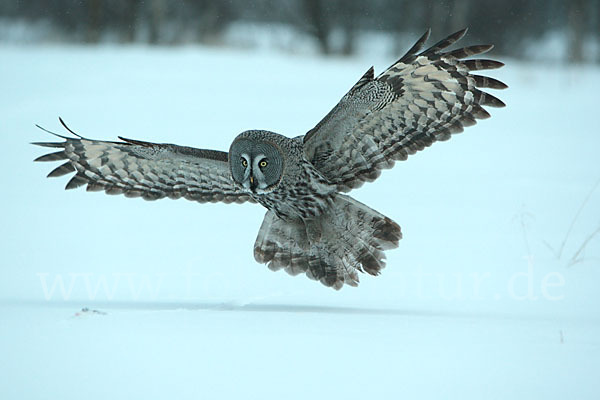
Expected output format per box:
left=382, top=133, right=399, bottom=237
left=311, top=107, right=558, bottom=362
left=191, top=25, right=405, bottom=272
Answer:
left=33, top=120, right=254, bottom=204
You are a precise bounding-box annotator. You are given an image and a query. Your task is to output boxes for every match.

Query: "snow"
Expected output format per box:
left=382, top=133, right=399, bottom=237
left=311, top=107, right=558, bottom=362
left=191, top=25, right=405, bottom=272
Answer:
left=1, top=42, right=599, bottom=399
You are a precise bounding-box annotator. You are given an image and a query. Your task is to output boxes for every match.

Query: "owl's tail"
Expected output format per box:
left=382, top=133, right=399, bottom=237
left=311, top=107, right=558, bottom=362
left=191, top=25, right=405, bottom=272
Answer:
left=254, top=194, right=401, bottom=289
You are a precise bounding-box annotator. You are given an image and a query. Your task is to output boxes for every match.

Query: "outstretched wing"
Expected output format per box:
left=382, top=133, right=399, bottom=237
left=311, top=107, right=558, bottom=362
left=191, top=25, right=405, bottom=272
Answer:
left=33, top=120, right=253, bottom=204
left=303, top=29, right=507, bottom=192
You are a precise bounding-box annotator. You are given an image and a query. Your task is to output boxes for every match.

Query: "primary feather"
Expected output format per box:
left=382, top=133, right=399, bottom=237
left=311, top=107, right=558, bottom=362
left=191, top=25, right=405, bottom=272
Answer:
left=303, top=28, right=506, bottom=192
left=34, top=133, right=253, bottom=203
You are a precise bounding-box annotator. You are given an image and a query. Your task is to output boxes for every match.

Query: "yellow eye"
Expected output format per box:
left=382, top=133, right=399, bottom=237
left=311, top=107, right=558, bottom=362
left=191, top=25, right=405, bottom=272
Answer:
left=241, top=158, right=248, bottom=168
left=259, top=160, right=268, bottom=168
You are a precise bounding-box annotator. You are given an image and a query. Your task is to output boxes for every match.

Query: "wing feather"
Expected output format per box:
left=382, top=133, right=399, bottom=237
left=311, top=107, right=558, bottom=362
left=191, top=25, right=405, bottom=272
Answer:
left=33, top=123, right=253, bottom=204
left=303, top=29, right=507, bottom=192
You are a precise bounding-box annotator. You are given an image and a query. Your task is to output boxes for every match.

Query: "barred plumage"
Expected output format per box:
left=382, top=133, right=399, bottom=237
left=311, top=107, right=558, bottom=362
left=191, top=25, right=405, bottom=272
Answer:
left=304, top=28, right=506, bottom=192
left=34, top=29, right=505, bottom=290
left=34, top=125, right=253, bottom=203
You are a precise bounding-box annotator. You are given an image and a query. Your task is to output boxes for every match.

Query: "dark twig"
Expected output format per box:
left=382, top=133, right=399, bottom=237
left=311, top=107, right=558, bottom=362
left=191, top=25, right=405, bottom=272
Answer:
left=567, top=223, right=600, bottom=267
left=556, top=176, right=600, bottom=259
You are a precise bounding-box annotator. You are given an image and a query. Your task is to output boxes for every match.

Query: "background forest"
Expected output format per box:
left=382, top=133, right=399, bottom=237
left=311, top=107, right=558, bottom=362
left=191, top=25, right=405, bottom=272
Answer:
left=1, top=0, right=599, bottom=63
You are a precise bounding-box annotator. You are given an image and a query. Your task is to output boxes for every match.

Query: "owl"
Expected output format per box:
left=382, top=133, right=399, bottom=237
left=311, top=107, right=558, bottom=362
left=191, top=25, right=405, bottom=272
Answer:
left=34, top=29, right=506, bottom=290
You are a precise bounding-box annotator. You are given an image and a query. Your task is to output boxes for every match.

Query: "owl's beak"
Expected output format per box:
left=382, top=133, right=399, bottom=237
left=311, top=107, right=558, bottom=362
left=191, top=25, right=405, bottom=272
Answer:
left=249, top=175, right=257, bottom=192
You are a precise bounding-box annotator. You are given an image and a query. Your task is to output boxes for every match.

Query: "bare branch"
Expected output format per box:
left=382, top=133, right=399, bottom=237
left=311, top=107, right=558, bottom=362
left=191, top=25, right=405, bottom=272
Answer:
left=557, top=176, right=600, bottom=259
left=567, top=224, right=600, bottom=268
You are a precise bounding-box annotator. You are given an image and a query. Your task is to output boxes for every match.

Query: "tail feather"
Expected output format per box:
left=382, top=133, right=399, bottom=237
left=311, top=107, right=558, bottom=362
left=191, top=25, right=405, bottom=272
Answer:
left=253, top=194, right=401, bottom=289
left=255, top=212, right=311, bottom=276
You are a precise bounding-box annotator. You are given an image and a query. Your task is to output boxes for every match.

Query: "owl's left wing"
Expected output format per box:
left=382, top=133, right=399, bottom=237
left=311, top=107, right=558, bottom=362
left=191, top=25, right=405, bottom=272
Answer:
left=33, top=121, right=253, bottom=204
left=303, top=29, right=507, bottom=192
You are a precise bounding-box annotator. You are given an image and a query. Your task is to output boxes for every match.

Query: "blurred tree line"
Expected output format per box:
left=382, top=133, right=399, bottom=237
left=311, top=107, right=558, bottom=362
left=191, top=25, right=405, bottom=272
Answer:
left=1, top=0, right=599, bottom=62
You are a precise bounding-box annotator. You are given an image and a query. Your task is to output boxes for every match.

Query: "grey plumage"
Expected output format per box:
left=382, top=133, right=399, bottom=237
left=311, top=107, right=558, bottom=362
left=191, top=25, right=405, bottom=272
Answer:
left=33, top=29, right=506, bottom=290
left=254, top=195, right=400, bottom=289
left=304, top=28, right=506, bottom=192
left=34, top=129, right=253, bottom=203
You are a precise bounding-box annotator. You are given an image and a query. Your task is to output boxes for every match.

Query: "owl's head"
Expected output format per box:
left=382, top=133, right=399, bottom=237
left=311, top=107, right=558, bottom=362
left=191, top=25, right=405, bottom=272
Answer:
left=229, top=131, right=284, bottom=194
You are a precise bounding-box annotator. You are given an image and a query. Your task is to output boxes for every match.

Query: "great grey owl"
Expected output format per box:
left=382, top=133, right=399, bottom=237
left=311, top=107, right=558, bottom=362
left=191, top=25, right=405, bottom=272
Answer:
left=33, top=29, right=506, bottom=290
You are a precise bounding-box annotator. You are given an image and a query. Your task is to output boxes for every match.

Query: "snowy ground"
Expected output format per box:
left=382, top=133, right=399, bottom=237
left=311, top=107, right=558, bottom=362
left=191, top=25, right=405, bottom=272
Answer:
left=1, top=39, right=599, bottom=399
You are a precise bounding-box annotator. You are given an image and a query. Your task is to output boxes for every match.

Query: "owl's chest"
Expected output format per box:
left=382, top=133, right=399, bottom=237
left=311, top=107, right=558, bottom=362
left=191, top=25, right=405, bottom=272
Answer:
left=252, top=162, right=336, bottom=220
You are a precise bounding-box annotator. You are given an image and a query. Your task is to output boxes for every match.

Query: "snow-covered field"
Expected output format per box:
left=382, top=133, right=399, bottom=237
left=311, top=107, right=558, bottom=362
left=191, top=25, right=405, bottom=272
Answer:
left=1, top=40, right=599, bottom=399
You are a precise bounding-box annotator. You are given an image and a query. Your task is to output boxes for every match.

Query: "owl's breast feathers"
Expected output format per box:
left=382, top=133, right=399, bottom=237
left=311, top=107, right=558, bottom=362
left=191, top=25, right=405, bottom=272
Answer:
left=251, top=138, right=337, bottom=220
